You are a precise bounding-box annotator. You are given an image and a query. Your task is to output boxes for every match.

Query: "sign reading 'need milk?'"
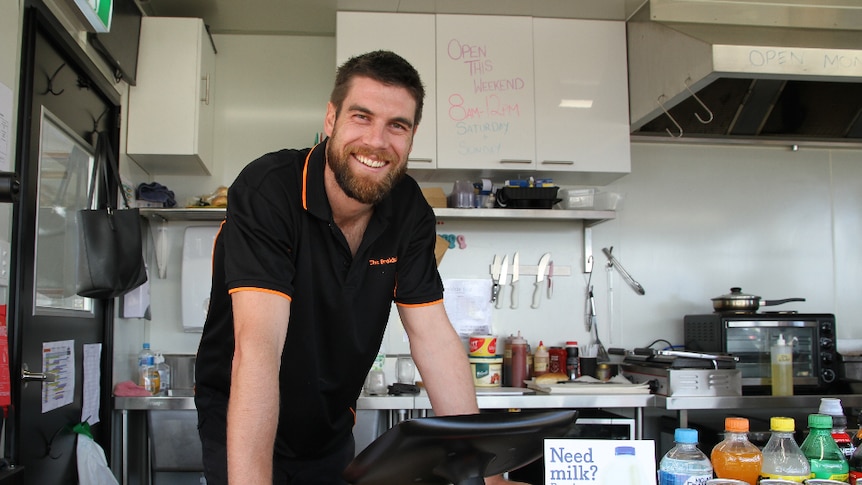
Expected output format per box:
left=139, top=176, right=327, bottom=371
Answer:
left=544, top=439, right=657, bottom=484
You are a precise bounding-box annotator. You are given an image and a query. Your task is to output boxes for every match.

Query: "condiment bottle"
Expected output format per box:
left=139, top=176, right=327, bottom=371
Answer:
left=770, top=333, right=793, bottom=396
left=510, top=332, right=527, bottom=388
left=710, top=417, right=763, bottom=484
left=502, top=334, right=513, bottom=387
left=548, top=346, right=565, bottom=374
left=565, top=341, right=579, bottom=380
left=800, top=414, right=850, bottom=481
left=760, top=416, right=809, bottom=482
left=533, top=341, right=549, bottom=377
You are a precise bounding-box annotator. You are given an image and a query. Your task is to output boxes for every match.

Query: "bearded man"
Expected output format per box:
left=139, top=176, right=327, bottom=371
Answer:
left=195, top=51, right=526, bottom=485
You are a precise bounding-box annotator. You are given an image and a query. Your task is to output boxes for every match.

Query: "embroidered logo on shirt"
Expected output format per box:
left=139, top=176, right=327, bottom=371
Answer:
left=369, top=257, right=398, bottom=266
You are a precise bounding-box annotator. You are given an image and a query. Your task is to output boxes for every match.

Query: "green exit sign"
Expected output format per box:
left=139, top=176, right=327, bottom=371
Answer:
left=71, top=0, right=113, bottom=33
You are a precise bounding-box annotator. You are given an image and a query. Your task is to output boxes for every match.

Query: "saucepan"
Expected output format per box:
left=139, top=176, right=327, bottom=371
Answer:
left=711, top=287, right=805, bottom=313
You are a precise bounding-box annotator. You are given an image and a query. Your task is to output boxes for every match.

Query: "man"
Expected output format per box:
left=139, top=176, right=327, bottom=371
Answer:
left=195, top=50, right=525, bottom=484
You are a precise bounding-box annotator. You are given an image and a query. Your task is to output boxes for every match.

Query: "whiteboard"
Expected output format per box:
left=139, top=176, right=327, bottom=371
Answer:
left=436, top=15, right=536, bottom=170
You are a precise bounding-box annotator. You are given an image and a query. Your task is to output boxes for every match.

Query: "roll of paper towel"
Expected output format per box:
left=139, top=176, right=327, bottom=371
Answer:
left=181, top=226, right=219, bottom=332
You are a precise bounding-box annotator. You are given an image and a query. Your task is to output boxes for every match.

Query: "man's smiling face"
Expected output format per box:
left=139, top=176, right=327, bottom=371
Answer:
left=324, top=76, right=417, bottom=205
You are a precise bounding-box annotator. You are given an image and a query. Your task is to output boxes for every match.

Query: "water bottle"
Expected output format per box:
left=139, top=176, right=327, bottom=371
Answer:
left=600, top=445, right=643, bottom=484
left=800, top=414, right=850, bottom=481
left=153, top=352, right=171, bottom=396
left=658, top=428, right=714, bottom=485
left=710, top=417, right=762, bottom=484
left=760, top=417, right=809, bottom=482
left=137, top=343, right=159, bottom=395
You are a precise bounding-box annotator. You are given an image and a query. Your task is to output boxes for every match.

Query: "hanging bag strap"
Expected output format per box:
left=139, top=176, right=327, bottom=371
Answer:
left=87, top=131, right=131, bottom=211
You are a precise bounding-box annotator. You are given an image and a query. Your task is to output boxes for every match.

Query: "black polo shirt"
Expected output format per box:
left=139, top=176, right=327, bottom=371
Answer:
left=195, top=140, right=444, bottom=458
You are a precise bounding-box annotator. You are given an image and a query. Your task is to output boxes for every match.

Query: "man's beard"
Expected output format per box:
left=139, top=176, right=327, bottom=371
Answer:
left=326, top=142, right=408, bottom=205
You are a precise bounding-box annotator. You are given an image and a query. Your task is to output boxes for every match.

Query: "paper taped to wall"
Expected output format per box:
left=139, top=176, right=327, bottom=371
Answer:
left=181, top=226, right=218, bottom=332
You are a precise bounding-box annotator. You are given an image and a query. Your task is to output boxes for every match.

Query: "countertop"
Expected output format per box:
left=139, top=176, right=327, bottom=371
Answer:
left=113, top=388, right=656, bottom=411
left=114, top=390, right=862, bottom=412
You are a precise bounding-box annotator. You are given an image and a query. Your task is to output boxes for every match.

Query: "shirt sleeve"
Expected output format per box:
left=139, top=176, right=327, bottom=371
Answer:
left=393, top=193, right=444, bottom=306
left=222, top=158, right=298, bottom=298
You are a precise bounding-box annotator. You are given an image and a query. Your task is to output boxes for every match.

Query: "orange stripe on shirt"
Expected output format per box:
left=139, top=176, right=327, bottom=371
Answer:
left=229, top=287, right=293, bottom=302
left=396, top=299, right=443, bottom=309
left=301, top=142, right=321, bottom=210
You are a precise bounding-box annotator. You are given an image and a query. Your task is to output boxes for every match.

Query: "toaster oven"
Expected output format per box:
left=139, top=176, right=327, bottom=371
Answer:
left=683, top=313, right=839, bottom=392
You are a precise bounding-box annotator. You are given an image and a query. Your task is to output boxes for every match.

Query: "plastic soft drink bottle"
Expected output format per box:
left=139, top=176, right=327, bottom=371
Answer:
left=819, top=397, right=855, bottom=460
left=848, top=437, right=862, bottom=484
left=800, top=413, right=850, bottom=481
left=137, top=343, right=160, bottom=394
left=760, top=417, right=810, bottom=482
left=710, top=417, right=763, bottom=484
left=658, top=428, right=714, bottom=485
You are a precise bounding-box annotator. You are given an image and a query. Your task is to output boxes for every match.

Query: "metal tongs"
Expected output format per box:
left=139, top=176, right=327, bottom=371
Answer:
left=602, top=247, right=645, bottom=295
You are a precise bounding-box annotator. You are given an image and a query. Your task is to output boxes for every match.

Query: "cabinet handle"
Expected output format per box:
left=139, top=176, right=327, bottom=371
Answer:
left=541, top=160, right=575, bottom=166
left=201, top=74, right=211, bottom=105
left=499, top=159, right=533, bottom=165
left=408, top=158, right=433, bottom=164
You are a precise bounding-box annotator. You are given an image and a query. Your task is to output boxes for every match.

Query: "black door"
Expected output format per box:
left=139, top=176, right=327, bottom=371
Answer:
left=6, top=4, right=118, bottom=483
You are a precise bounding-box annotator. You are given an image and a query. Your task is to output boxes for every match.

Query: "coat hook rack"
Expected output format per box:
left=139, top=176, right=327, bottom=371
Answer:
left=44, top=63, right=66, bottom=96
left=656, top=95, right=683, bottom=138
left=684, top=77, right=714, bottom=124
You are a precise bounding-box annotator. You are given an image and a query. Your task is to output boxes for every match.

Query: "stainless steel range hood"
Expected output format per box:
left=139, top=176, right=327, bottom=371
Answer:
left=627, top=0, right=862, bottom=143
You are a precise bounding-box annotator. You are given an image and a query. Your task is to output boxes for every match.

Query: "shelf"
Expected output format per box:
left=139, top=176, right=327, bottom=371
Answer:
left=140, top=207, right=616, bottom=224
left=140, top=208, right=226, bottom=221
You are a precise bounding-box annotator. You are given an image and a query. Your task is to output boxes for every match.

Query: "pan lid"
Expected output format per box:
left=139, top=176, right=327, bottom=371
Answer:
left=711, top=287, right=760, bottom=301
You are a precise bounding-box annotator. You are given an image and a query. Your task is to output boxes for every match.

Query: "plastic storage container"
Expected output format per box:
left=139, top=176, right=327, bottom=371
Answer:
left=658, top=428, right=714, bottom=485
left=711, top=417, right=763, bottom=484
left=760, top=417, right=810, bottom=482
left=800, top=414, right=850, bottom=481
left=770, top=333, right=793, bottom=396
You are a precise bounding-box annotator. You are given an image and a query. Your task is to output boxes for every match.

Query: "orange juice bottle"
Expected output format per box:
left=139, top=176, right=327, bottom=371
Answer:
left=711, top=417, right=763, bottom=485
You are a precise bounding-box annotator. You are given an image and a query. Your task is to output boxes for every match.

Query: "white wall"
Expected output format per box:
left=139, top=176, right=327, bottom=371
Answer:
left=115, top=33, right=862, bottom=384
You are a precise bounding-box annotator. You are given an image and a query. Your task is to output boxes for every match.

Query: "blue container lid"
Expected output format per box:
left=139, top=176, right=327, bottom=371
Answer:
left=614, top=446, right=636, bottom=456
left=674, top=428, right=698, bottom=444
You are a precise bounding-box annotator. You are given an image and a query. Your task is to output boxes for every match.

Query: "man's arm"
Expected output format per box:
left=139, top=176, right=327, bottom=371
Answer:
left=398, top=302, right=529, bottom=485
left=398, top=303, right=478, bottom=415
left=227, top=290, right=290, bottom=484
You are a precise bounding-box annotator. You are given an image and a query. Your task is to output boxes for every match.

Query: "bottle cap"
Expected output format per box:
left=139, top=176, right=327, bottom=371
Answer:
left=818, top=397, right=843, bottom=416
left=674, top=428, right=698, bottom=444
left=614, top=446, right=636, bottom=456
left=776, top=333, right=786, bottom=346
left=143, top=342, right=151, bottom=349
left=725, top=417, right=749, bottom=432
left=808, top=413, right=833, bottom=429
left=770, top=416, right=795, bottom=432
left=565, top=341, right=578, bottom=347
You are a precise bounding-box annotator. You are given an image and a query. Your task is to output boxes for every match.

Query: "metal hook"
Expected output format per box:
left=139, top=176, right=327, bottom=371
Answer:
left=45, top=63, right=66, bottom=96
left=656, top=95, right=683, bottom=138
left=684, top=77, right=714, bottom=124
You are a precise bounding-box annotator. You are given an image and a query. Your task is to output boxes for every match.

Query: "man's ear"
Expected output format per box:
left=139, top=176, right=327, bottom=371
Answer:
left=324, top=102, right=336, bottom=137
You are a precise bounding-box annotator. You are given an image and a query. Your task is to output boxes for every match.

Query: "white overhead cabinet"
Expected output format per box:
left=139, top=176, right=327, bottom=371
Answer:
left=533, top=18, right=631, bottom=180
left=334, top=12, right=631, bottom=183
left=336, top=12, right=437, bottom=170
left=126, top=17, right=216, bottom=175
left=435, top=15, right=536, bottom=171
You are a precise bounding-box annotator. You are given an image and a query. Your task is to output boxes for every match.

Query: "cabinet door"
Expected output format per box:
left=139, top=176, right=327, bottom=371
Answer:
left=127, top=17, right=215, bottom=175
left=436, top=15, right=535, bottom=171
left=336, top=12, right=437, bottom=170
left=533, top=18, right=630, bottom=176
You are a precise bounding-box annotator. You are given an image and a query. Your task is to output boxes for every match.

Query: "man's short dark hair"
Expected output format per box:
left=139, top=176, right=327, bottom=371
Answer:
left=331, top=50, right=425, bottom=127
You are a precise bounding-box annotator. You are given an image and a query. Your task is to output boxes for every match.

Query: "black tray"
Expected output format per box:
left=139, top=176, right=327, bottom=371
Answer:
left=495, top=187, right=560, bottom=209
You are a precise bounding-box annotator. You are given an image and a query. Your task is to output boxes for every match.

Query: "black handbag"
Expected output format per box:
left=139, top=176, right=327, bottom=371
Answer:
left=76, top=132, right=147, bottom=299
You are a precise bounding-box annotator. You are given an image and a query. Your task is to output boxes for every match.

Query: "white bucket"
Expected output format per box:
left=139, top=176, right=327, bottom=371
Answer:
left=469, top=356, right=503, bottom=387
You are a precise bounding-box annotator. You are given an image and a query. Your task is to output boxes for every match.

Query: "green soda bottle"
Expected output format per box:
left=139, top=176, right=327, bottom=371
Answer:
left=800, top=413, right=850, bottom=481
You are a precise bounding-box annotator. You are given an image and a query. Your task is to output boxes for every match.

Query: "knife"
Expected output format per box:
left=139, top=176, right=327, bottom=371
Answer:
left=510, top=252, right=520, bottom=309
left=547, top=261, right=554, bottom=299
left=490, top=254, right=501, bottom=303
left=532, top=253, right=551, bottom=309
left=495, top=255, right=509, bottom=309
